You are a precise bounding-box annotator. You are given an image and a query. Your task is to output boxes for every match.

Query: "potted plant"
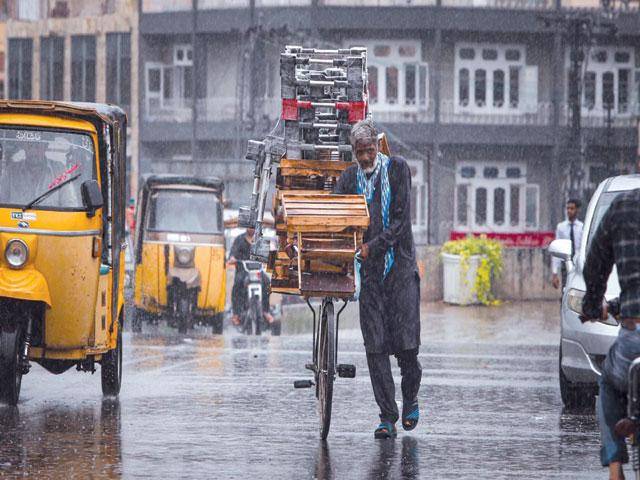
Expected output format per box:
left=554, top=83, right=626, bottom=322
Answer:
left=441, top=235, right=503, bottom=306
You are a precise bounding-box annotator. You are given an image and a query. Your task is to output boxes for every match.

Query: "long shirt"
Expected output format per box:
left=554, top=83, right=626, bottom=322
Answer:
left=551, top=219, right=584, bottom=274
left=334, top=155, right=420, bottom=354
left=583, top=188, right=640, bottom=392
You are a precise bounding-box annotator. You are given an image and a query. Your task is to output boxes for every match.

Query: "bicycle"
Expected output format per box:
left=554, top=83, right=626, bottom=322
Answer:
left=294, top=297, right=355, bottom=440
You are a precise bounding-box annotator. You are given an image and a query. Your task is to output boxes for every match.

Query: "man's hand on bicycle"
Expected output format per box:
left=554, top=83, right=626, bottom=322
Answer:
left=356, top=243, right=370, bottom=261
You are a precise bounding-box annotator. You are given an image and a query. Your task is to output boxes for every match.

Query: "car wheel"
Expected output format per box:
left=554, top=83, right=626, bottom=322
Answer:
left=559, top=347, right=596, bottom=410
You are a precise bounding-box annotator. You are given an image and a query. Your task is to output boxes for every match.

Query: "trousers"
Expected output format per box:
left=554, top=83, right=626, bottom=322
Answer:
left=366, top=348, right=422, bottom=423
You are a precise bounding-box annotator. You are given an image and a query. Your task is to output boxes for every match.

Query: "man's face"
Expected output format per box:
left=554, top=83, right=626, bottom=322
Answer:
left=246, top=228, right=255, bottom=239
left=353, top=138, right=378, bottom=172
left=566, top=203, right=578, bottom=221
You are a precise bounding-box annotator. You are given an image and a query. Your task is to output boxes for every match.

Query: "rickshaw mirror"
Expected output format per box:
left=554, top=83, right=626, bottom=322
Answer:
left=81, top=180, right=104, bottom=218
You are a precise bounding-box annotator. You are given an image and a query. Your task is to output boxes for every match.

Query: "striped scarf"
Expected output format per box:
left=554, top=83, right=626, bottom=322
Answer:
left=357, top=152, right=395, bottom=279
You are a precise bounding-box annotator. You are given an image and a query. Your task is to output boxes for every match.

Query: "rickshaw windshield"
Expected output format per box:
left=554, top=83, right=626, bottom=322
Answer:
left=0, top=127, right=96, bottom=209
left=147, top=189, right=222, bottom=235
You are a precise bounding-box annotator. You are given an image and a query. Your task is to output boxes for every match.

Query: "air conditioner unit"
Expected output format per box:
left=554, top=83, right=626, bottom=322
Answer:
left=51, top=1, right=69, bottom=18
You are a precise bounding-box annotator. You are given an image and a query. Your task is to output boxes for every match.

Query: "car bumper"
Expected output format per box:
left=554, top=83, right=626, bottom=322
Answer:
left=561, top=302, right=618, bottom=385
left=561, top=338, right=602, bottom=384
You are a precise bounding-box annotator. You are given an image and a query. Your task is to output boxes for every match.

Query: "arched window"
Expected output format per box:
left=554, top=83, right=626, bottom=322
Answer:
left=386, top=66, right=398, bottom=104
left=475, top=187, right=487, bottom=226
left=368, top=66, right=378, bottom=104
left=493, top=188, right=505, bottom=225
left=493, top=70, right=504, bottom=108
left=474, top=69, right=486, bottom=107
left=459, top=68, right=469, bottom=107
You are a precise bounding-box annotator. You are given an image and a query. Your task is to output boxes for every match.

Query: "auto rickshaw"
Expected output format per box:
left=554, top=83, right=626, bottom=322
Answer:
left=132, top=175, right=226, bottom=334
left=0, top=101, right=127, bottom=405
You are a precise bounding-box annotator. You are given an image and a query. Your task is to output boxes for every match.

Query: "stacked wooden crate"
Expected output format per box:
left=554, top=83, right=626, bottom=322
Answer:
left=266, top=46, right=371, bottom=298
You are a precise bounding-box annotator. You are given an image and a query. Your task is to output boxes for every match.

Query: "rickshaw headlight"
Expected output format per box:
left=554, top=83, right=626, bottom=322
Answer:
left=175, top=246, right=194, bottom=266
left=5, top=239, right=29, bottom=268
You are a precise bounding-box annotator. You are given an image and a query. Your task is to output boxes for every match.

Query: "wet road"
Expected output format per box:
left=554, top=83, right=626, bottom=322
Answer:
left=0, top=301, right=607, bottom=479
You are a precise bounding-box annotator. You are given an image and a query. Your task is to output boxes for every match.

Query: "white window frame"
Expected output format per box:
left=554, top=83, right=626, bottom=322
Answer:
left=19, top=0, right=41, bottom=20
left=145, top=62, right=163, bottom=114
left=407, top=159, right=428, bottom=232
left=145, top=44, right=194, bottom=118
left=347, top=39, right=428, bottom=117
left=173, top=44, right=193, bottom=67
left=454, top=162, right=539, bottom=233
left=454, top=43, right=537, bottom=115
left=566, top=47, right=637, bottom=117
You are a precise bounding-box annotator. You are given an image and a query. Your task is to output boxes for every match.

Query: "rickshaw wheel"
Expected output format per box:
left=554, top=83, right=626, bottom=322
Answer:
left=131, top=308, right=143, bottom=333
left=177, top=298, right=192, bottom=334
left=317, top=299, right=335, bottom=440
left=0, top=325, right=24, bottom=406
left=101, top=321, right=123, bottom=397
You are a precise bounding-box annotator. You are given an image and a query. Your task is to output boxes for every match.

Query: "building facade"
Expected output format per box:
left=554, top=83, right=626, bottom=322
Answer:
left=139, top=0, right=640, bottom=245
left=5, top=0, right=139, bottom=196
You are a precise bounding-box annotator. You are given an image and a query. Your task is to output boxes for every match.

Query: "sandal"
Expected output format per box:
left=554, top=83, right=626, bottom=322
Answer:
left=374, top=421, right=397, bottom=439
left=402, top=400, right=419, bottom=431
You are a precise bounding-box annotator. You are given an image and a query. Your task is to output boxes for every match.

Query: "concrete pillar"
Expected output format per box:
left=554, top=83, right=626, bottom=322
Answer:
left=63, top=34, right=71, bottom=100
left=96, top=32, right=106, bottom=103
left=33, top=36, right=41, bottom=100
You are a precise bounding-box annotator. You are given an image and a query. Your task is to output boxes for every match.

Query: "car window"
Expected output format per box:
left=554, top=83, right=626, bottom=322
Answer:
left=586, top=191, right=621, bottom=251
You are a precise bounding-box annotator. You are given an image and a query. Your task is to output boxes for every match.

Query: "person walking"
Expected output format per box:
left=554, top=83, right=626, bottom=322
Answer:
left=335, top=118, right=422, bottom=439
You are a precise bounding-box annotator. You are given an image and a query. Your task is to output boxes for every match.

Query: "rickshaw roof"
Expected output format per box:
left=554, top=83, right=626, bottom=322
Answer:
left=0, top=100, right=127, bottom=128
left=141, top=174, right=224, bottom=193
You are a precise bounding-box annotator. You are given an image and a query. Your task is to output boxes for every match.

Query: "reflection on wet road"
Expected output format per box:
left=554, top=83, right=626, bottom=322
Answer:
left=0, top=301, right=605, bottom=479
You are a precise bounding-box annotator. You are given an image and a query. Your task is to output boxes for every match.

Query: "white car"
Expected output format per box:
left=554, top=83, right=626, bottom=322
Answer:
left=550, top=175, right=640, bottom=409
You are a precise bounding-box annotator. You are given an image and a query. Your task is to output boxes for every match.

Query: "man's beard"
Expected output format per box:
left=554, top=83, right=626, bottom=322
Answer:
left=361, top=156, right=379, bottom=174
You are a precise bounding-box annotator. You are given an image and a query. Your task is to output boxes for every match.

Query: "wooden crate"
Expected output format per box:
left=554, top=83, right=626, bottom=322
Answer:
left=269, top=193, right=369, bottom=298
left=267, top=132, right=391, bottom=298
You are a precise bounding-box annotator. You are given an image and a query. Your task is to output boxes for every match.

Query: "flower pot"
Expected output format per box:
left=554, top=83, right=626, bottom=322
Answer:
left=442, top=253, right=482, bottom=305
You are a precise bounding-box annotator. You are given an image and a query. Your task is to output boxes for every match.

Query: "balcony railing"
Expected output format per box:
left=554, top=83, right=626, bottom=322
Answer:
left=196, top=97, right=281, bottom=122
left=142, top=0, right=639, bottom=11
left=559, top=103, right=640, bottom=128
left=321, top=0, right=436, bottom=5
left=441, top=0, right=553, bottom=8
left=371, top=102, right=435, bottom=123
left=143, top=0, right=312, bottom=12
left=142, top=0, right=192, bottom=12
left=145, top=97, right=640, bottom=130
left=440, top=100, right=554, bottom=125
left=145, top=98, right=193, bottom=122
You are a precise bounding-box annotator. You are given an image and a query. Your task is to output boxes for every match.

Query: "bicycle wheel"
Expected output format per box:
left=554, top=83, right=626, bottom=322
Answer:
left=317, top=298, right=335, bottom=440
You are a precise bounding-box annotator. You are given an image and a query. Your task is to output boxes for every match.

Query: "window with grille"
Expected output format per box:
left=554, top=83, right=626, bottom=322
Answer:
left=71, top=36, right=96, bottom=102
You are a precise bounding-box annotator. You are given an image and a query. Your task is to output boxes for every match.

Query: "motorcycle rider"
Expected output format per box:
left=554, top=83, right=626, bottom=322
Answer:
left=228, top=227, right=273, bottom=327
left=582, top=188, right=640, bottom=480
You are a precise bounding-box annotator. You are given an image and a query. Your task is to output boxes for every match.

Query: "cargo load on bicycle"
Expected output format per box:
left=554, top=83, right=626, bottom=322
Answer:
left=238, top=45, right=381, bottom=299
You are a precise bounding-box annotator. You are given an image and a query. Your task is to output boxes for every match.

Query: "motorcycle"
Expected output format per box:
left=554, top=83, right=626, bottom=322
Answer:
left=614, top=357, right=640, bottom=480
left=237, top=260, right=281, bottom=336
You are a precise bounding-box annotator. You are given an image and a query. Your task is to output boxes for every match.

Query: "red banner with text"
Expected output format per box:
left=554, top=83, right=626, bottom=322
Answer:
left=450, top=231, right=555, bottom=248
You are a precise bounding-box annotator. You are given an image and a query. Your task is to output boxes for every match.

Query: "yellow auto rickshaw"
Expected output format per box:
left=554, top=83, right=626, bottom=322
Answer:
left=132, top=175, right=226, bottom=334
left=0, top=101, right=127, bottom=405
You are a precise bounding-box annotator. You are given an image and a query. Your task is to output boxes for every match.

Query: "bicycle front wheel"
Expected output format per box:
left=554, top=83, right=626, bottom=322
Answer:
left=317, top=298, right=335, bottom=440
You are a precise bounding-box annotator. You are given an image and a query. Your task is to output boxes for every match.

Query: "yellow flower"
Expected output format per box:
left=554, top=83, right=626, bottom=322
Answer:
left=441, top=235, right=503, bottom=306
